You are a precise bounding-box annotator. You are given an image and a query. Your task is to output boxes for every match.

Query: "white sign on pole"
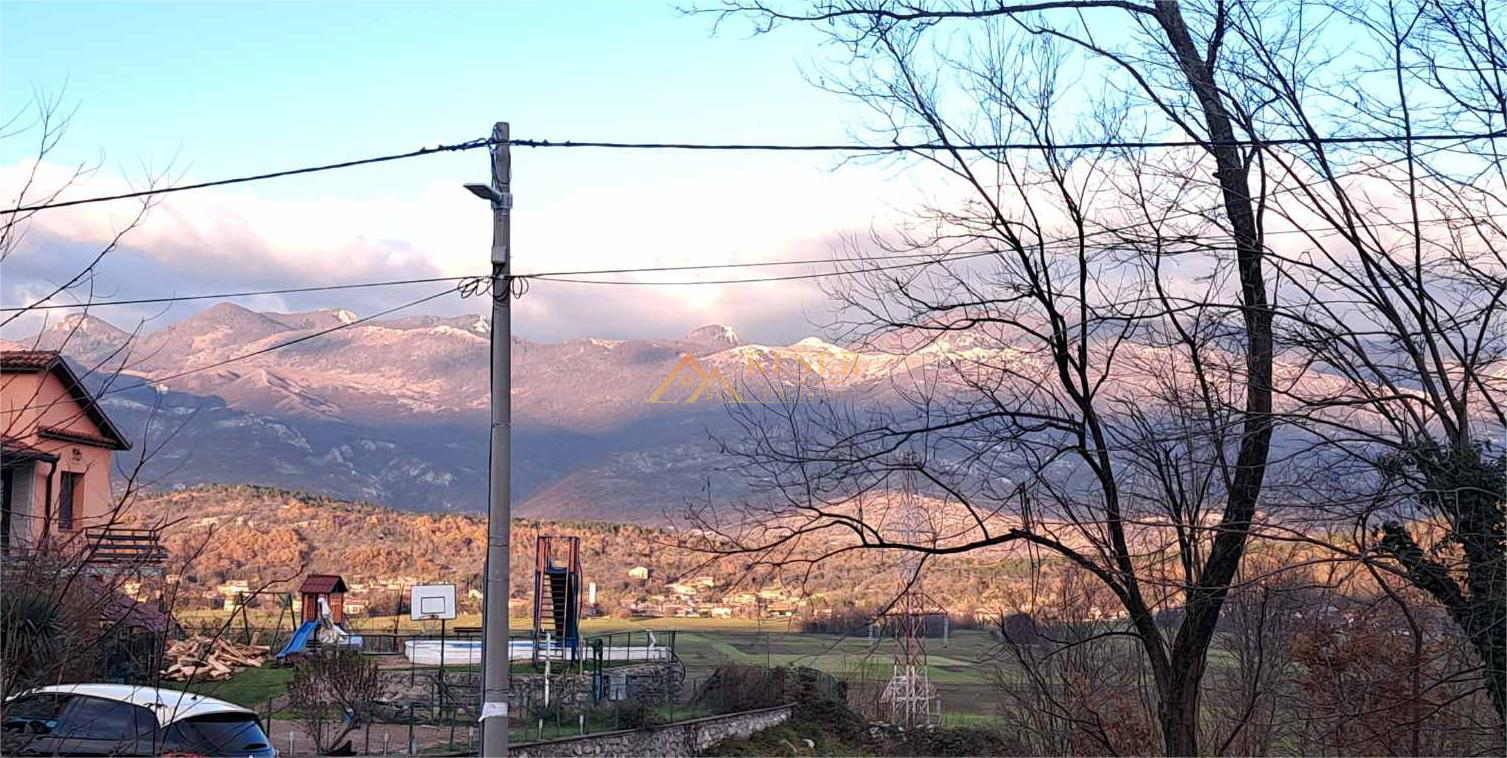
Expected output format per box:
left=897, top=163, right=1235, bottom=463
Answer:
left=410, top=584, right=457, bottom=621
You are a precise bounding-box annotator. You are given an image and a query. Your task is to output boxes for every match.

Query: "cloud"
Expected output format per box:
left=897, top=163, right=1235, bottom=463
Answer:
left=1, top=157, right=907, bottom=343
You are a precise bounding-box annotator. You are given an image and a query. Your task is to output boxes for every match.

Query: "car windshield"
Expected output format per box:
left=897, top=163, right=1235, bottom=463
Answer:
left=161, top=713, right=271, bottom=756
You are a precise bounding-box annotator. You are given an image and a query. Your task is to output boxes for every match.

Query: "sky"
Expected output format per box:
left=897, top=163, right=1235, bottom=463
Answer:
left=0, top=0, right=920, bottom=344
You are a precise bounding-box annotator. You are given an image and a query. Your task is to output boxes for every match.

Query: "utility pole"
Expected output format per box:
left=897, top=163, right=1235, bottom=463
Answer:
left=470, top=121, right=512, bottom=758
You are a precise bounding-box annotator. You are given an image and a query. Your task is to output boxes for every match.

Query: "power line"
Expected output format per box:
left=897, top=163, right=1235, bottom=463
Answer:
left=2, top=253, right=974, bottom=312
left=10, top=208, right=1498, bottom=314
left=0, top=284, right=467, bottom=421
left=0, top=275, right=480, bottom=312
left=6, top=144, right=1492, bottom=399
left=5, top=133, right=1493, bottom=317
left=521, top=209, right=1506, bottom=286
left=3, top=130, right=1500, bottom=215
left=0, top=137, right=492, bottom=215
left=519, top=250, right=993, bottom=278
left=516, top=131, right=1499, bottom=285
left=0, top=282, right=464, bottom=417
left=96, top=284, right=463, bottom=398
left=530, top=250, right=1002, bottom=286
left=510, top=130, right=1505, bottom=152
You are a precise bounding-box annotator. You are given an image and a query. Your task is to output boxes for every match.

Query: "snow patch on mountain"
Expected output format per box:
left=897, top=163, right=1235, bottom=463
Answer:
left=685, top=324, right=740, bottom=349
left=431, top=324, right=486, bottom=341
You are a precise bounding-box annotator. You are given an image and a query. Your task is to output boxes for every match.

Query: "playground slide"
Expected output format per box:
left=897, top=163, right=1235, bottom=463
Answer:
left=276, top=620, right=319, bottom=659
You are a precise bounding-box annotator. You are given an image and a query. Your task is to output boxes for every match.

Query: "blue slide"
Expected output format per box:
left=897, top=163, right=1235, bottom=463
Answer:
left=276, top=621, right=319, bottom=659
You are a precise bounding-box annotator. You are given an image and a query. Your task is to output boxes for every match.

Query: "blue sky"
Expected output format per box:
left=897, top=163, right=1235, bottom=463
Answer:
left=1, top=1, right=903, bottom=343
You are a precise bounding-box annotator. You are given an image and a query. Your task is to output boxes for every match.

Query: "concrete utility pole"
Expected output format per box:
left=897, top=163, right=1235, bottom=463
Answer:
left=468, top=121, right=512, bottom=758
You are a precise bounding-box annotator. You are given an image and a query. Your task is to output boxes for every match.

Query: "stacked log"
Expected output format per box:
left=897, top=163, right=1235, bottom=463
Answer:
left=161, top=637, right=269, bottom=681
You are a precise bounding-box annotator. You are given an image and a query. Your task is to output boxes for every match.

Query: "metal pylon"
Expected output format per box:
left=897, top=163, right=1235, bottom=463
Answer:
left=879, top=453, right=941, bottom=727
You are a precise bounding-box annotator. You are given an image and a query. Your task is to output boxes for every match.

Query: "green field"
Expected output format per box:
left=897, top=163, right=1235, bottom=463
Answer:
left=673, top=624, right=1002, bottom=717
left=177, top=666, right=293, bottom=709
left=566, top=617, right=1004, bottom=717
left=177, top=614, right=1009, bottom=718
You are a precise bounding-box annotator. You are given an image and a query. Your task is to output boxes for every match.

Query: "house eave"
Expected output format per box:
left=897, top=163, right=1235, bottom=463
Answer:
left=1, top=442, right=61, bottom=464
left=0, top=352, right=132, bottom=451
left=37, top=426, right=131, bottom=451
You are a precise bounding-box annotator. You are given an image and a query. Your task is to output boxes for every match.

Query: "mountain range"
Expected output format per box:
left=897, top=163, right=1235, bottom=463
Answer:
left=7, top=302, right=1367, bottom=522
left=7, top=305, right=923, bottom=521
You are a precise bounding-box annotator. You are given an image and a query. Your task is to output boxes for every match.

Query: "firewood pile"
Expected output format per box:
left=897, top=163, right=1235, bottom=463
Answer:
left=160, top=637, right=269, bottom=681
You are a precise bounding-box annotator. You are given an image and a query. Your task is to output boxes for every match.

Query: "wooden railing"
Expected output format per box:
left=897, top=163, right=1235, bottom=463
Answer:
left=85, top=527, right=167, bottom=565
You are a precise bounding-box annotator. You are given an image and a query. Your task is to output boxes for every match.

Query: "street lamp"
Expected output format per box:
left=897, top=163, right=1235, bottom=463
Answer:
left=471, top=123, right=512, bottom=758
left=464, top=183, right=502, bottom=204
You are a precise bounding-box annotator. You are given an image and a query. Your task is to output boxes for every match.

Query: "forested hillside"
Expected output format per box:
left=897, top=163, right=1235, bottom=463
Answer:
left=121, top=485, right=1032, bottom=617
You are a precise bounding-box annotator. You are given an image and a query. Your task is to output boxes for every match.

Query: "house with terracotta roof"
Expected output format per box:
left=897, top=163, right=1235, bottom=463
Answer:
left=1, top=350, right=132, bottom=554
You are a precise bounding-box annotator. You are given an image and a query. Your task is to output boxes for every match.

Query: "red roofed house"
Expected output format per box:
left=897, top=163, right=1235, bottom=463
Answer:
left=1, top=350, right=132, bottom=554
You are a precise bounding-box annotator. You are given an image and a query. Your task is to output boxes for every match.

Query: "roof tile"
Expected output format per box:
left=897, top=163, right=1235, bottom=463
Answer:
left=299, top=574, right=347, bottom=594
left=0, top=350, right=59, bottom=370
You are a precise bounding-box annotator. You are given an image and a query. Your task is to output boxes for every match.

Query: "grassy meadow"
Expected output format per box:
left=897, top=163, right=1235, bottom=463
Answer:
left=177, top=614, right=1007, bottom=718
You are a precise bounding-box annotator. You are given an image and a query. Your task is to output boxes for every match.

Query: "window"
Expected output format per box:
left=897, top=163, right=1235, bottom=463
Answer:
left=160, top=714, right=271, bottom=755
left=55, top=696, right=152, bottom=740
left=3, top=694, right=71, bottom=727
left=2, top=467, right=14, bottom=552
left=57, top=472, right=81, bottom=530
left=1, top=694, right=72, bottom=755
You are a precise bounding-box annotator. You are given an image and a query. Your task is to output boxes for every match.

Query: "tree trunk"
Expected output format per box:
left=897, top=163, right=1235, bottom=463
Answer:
left=1471, top=621, right=1506, bottom=723
left=1381, top=447, right=1507, bottom=727
left=1159, top=678, right=1202, bottom=758
left=1151, top=3, right=1277, bottom=754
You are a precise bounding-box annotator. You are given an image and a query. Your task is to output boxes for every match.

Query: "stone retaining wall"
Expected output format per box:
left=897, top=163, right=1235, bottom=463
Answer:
left=512, top=661, right=681, bottom=715
left=511, top=705, right=792, bottom=757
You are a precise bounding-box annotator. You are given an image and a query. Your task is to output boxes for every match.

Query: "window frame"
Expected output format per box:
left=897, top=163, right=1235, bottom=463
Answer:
left=57, top=471, right=81, bottom=531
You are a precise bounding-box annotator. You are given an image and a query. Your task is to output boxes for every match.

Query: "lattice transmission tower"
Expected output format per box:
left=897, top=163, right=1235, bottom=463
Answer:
left=879, top=453, right=942, bottom=727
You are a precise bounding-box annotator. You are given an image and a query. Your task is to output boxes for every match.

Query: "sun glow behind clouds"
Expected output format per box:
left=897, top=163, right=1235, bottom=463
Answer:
left=0, top=153, right=917, bottom=343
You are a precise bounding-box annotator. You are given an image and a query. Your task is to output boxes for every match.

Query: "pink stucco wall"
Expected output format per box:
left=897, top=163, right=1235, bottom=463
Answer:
left=1, top=369, right=120, bottom=544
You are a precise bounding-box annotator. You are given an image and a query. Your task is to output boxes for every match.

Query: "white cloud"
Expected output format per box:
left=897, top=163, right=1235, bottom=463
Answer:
left=0, top=156, right=908, bottom=343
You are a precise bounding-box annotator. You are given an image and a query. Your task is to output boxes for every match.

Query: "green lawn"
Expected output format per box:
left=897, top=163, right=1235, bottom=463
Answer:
left=171, top=615, right=1010, bottom=716
left=177, top=666, right=294, bottom=708
left=662, top=623, right=1003, bottom=714
left=938, top=711, right=1002, bottom=728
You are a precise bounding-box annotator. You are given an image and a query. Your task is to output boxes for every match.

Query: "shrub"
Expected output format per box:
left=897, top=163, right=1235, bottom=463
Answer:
left=885, top=724, right=1031, bottom=757
left=614, top=699, right=657, bottom=730
left=696, top=665, right=847, bottom=714
left=287, top=648, right=385, bottom=754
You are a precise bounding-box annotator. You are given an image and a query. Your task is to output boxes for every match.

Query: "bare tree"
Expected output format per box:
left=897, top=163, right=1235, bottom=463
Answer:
left=1200, top=551, right=1312, bottom=757
left=0, top=91, right=192, bottom=704
left=286, top=648, right=386, bottom=755
left=1236, top=0, right=1507, bottom=723
left=992, top=565, right=1160, bottom=756
left=690, top=2, right=1285, bottom=754
left=690, top=1, right=1503, bottom=754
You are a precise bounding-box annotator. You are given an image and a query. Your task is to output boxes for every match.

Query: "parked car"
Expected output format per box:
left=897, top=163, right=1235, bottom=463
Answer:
left=2, top=684, right=275, bottom=757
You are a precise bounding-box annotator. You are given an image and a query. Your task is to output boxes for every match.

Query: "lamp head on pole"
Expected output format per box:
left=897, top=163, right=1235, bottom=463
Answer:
left=464, top=183, right=501, bottom=203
